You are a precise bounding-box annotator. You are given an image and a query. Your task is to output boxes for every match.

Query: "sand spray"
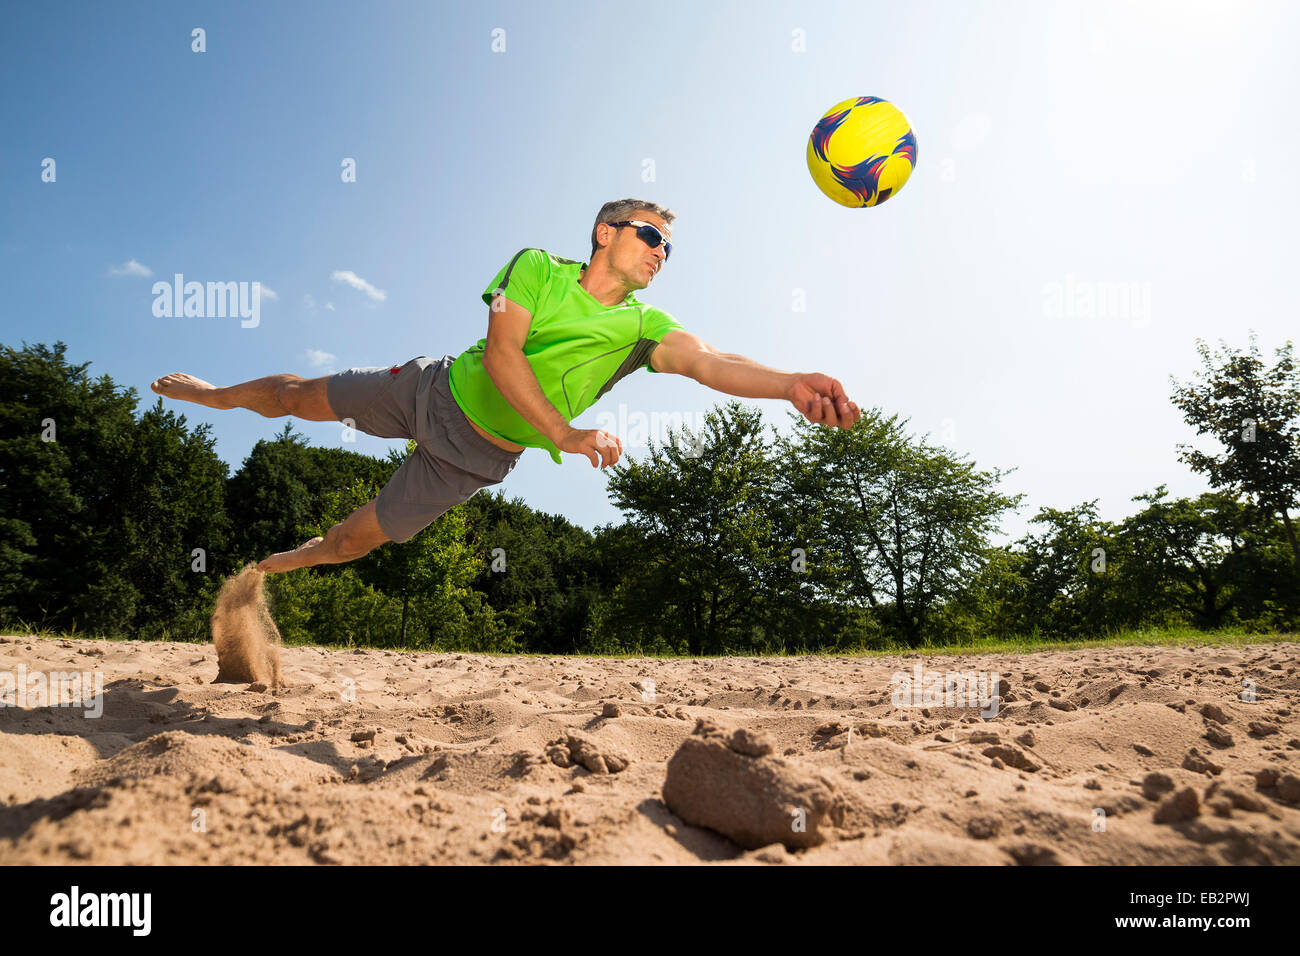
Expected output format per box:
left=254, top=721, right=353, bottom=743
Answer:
left=211, top=563, right=283, bottom=689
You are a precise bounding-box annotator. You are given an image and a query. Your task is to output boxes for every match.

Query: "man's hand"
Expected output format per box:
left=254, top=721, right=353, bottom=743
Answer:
left=557, top=427, right=623, bottom=468
left=786, top=373, right=861, bottom=429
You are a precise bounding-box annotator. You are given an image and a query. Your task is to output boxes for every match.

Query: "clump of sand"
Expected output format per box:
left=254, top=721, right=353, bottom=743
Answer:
left=663, top=717, right=846, bottom=849
left=210, top=564, right=282, bottom=689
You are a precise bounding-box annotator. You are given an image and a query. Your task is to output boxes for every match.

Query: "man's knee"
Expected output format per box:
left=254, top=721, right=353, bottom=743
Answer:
left=335, top=501, right=391, bottom=557
left=328, top=525, right=374, bottom=560
left=278, top=376, right=335, bottom=420
left=337, top=532, right=376, bottom=559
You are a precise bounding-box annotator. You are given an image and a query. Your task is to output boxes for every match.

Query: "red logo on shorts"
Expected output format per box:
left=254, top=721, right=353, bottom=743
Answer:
left=389, top=365, right=401, bottom=375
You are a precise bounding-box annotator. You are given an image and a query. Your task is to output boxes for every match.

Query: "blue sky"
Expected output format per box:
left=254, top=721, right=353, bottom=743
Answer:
left=3, top=0, right=1297, bottom=544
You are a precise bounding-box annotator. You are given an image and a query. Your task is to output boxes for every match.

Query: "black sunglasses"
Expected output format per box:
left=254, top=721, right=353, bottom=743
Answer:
left=608, top=220, right=671, bottom=261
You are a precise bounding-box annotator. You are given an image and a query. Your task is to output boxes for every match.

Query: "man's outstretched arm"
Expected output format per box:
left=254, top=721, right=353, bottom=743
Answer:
left=650, top=330, right=861, bottom=429
left=484, top=294, right=626, bottom=468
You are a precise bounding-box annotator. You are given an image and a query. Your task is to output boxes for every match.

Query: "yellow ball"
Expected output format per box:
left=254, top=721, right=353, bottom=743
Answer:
left=807, top=96, right=917, bottom=207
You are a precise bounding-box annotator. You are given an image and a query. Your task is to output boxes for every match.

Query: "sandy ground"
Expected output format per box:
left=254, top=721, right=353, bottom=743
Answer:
left=1, top=634, right=1298, bottom=865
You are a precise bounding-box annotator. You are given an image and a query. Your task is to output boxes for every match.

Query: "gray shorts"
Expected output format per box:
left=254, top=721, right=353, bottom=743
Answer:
left=326, top=355, right=523, bottom=543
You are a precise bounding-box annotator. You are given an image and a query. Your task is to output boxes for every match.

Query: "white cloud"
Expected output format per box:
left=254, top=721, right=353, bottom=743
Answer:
left=303, top=293, right=317, bottom=312
left=257, top=285, right=279, bottom=301
left=325, top=301, right=336, bottom=311
left=331, top=270, right=387, bottom=303
left=108, top=258, right=153, bottom=277
left=305, top=349, right=336, bottom=370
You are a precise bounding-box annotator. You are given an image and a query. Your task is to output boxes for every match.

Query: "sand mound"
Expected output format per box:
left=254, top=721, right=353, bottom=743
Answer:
left=662, top=718, right=847, bottom=849
left=75, top=730, right=337, bottom=790
left=211, top=564, right=282, bottom=689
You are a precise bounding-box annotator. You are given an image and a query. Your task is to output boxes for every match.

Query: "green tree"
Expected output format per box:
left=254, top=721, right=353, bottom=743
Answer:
left=0, top=342, right=229, bottom=637
left=600, top=402, right=783, bottom=655
left=1003, top=502, right=1114, bottom=638
left=933, top=545, right=1031, bottom=644
left=1170, top=333, right=1300, bottom=576
left=1116, top=486, right=1265, bottom=629
left=266, top=565, right=403, bottom=648
left=106, top=398, right=232, bottom=639
left=460, top=490, right=605, bottom=653
left=779, top=409, right=1023, bottom=647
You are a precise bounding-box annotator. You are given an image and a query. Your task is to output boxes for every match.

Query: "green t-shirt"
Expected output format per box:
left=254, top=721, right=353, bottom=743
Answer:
left=448, top=248, right=685, bottom=464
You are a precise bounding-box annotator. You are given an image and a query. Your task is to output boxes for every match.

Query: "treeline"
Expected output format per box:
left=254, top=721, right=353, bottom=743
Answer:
left=2, top=339, right=1297, bottom=652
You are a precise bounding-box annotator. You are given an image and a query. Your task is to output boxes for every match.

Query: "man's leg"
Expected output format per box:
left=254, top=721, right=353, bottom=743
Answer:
left=257, top=499, right=390, bottom=573
left=150, top=372, right=336, bottom=421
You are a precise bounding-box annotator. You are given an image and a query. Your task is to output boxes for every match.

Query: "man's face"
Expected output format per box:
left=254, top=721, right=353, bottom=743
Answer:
left=602, top=211, right=671, bottom=289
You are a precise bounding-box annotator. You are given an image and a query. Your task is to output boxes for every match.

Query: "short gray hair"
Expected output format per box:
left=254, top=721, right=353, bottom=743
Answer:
left=589, top=199, right=676, bottom=261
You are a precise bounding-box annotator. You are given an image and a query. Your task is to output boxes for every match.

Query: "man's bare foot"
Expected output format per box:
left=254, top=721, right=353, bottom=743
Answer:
left=257, top=537, right=326, bottom=574
left=150, top=372, right=233, bottom=409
